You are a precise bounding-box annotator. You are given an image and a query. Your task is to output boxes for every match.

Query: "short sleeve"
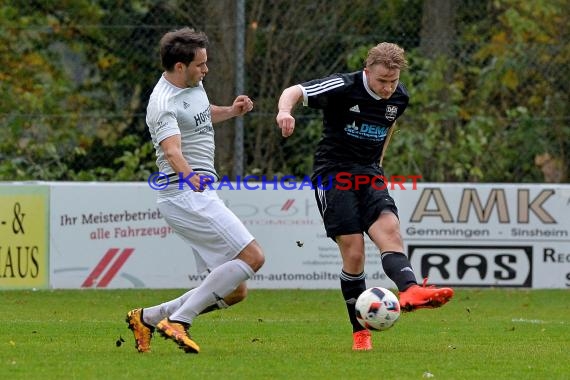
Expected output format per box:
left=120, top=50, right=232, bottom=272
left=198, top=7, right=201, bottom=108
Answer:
left=154, top=110, right=180, bottom=144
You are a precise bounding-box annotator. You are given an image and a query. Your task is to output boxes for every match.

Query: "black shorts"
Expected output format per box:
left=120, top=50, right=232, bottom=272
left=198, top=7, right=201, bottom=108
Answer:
left=314, top=173, right=398, bottom=239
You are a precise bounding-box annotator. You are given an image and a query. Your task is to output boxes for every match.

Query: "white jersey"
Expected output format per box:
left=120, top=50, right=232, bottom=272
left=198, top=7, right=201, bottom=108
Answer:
left=146, top=74, right=218, bottom=194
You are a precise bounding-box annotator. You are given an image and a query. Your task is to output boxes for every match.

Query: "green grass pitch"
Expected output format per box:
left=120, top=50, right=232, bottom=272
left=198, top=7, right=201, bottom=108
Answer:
left=1, top=288, right=568, bottom=379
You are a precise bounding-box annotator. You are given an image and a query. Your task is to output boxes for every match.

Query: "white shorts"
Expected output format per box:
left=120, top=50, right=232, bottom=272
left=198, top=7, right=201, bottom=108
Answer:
left=157, top=189, right=254, bottom=273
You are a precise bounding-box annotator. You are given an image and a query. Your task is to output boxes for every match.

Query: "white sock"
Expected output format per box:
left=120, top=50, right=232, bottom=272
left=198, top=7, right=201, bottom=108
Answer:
left=169, top=259, right=254, bottom=325
left=142, top=288, right=197, bottom=327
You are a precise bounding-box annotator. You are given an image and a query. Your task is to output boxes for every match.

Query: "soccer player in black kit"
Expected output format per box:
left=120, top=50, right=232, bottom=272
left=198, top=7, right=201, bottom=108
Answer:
left=276, top=42, right=454, bottom=351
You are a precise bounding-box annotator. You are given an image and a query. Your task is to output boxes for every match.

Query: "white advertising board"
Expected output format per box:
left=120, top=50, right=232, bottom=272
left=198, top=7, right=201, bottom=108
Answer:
left=396, top=184, right=570, bottom=288
left=45, top=182, right=570, bottom=289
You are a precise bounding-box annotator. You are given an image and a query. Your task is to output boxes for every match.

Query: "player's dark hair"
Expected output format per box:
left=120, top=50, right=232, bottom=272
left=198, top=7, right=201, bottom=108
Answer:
left=159, top=27, right=209, bottom=71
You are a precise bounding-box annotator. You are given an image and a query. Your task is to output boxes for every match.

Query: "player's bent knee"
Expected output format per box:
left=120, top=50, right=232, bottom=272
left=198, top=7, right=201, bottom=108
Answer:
left=370, top=214, right=400, bottom=236
left=250, top=251, right=265, bottom=271
left=238, top=240, right=265, bottom=272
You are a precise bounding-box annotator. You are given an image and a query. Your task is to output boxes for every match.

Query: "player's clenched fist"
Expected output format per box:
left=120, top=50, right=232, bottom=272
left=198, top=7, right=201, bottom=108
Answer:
left=276, top=110, right=295, bottom=137
left=233, top=95, right=254, bottom=115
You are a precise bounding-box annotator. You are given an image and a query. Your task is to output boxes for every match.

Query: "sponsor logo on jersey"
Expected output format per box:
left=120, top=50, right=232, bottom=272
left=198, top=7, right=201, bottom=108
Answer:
left=344, top=121, right=388, bottom=141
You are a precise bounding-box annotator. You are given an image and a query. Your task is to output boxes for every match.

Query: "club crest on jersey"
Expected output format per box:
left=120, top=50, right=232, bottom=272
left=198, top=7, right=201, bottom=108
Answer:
left=385, top=105, right=398, bottom=121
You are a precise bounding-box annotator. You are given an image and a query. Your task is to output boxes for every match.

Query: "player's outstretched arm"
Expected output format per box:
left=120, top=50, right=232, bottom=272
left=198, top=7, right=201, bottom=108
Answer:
left=276, top=85, right=303, bottom=138
left=211, top=95, right=254, bottom=124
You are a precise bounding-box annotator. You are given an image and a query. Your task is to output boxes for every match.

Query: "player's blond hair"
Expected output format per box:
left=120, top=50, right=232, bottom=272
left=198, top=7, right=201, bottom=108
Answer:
left=365, top=42, right=408, bottom=70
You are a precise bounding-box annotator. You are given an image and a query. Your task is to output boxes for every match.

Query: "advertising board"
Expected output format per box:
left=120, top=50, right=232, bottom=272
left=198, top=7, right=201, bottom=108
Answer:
left=0, top=185, right=49, bottom=289
left=44, top=182, right=570, bottom=289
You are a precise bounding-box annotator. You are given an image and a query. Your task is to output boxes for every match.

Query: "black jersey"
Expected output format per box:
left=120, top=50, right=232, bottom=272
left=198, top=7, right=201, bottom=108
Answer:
left=300, top=70, right=409, bottom=181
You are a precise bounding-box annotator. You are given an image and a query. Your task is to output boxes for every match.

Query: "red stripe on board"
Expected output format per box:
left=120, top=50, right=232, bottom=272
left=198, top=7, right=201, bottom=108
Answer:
left=281, top=199, right=295, bottom=211
left=96, top=248, right=135, bottom=287
left=81, top=248, right=119, bottom=288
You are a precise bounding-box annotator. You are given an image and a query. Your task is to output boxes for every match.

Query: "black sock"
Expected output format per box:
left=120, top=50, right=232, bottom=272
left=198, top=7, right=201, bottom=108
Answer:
left=381, top=251, right=418, bottom=291
left=340, top=270, right=367, bottom=332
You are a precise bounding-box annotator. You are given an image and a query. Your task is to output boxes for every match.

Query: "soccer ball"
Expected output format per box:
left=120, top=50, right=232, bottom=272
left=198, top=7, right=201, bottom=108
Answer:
left=355, top=287, right=401, bottom=331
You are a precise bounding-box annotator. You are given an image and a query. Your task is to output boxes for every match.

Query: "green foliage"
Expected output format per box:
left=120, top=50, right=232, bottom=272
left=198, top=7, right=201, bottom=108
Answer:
left=382, top=0, right=569, bottom=182
left=0, top=1, right=157, bottom=181
left=1, top=289, right=569, bottom=379
left=0, top=0, right=567, bottom=182
left=275, top=118, right=322, bottom=177
left=67, top=137, right=155, bottom=181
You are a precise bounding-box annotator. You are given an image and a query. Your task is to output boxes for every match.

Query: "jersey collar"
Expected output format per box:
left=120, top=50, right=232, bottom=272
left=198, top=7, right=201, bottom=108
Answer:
left=362, top=70, right=382, bottom=100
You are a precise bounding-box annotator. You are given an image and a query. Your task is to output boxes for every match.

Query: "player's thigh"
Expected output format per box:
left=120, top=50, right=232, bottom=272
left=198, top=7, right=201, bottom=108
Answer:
left=159, top=190, right=254, bottom=269
left=315, top=185, right=362, bottom=237
left=361, top=178, right=399, bottom=232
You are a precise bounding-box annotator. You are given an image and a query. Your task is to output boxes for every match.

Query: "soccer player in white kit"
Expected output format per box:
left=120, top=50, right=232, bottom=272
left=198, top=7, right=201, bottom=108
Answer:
left=126, top=27, right=265, bottom=353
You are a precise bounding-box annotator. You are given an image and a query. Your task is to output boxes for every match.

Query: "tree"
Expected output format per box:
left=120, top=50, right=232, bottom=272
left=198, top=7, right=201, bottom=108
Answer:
left=1, top=0, right=567, bottom=183
left=384, top=0, right=569, bottom=182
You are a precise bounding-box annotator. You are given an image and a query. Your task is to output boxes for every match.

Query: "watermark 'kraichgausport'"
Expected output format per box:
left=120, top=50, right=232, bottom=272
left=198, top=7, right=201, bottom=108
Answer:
left=147, top=172, right=422, bottom=191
